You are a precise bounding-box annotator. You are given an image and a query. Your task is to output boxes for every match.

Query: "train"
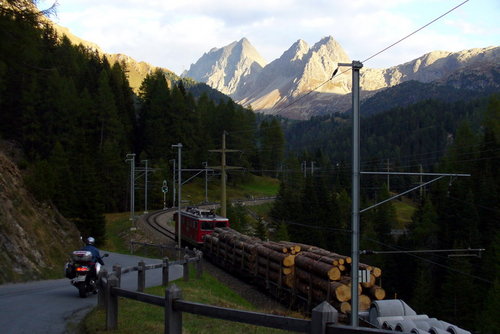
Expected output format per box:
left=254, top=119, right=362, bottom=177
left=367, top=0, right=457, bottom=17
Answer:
left=173, top=207, right=230, bottom=245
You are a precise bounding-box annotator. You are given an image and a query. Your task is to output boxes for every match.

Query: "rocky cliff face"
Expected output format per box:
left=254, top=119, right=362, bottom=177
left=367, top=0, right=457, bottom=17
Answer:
left=234, top=36, right=352, bottom=118
left=182, top=37, right=267, bottom=95
left=186, top=36, right=499, bottom=119
left=0, top=145, right=81, bottom=283
left=360, top=46, right=500, bottom=90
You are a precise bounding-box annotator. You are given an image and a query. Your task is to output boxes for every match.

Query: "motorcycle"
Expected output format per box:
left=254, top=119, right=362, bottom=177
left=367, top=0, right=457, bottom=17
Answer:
left=65, top=251, right=109, bottom=298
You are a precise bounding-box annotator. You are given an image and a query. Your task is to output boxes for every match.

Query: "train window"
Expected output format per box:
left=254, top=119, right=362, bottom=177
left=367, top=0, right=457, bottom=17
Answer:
left=201, top=222, right=214, bottom=230
left=216, top=221, right=227, bottom=228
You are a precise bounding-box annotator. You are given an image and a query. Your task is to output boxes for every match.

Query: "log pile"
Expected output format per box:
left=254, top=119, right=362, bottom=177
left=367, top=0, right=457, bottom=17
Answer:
left=203, top=228, right=385, bottom=313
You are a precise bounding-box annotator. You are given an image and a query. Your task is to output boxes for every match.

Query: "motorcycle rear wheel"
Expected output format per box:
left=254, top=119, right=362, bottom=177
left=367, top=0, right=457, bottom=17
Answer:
left=78, top=285, right=87, bottom=298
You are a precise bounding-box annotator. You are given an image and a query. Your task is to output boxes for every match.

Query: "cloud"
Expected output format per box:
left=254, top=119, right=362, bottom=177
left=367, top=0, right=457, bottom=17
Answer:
left=45, top=0, right=499, bottom=74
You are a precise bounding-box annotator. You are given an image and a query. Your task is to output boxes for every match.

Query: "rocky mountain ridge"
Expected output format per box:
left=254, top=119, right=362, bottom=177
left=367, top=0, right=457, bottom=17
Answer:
left=184, top=36, right=499, bottom=119
left=50, top=18, right=499, bottom=120
left=182, top=37, right=266, bottom=96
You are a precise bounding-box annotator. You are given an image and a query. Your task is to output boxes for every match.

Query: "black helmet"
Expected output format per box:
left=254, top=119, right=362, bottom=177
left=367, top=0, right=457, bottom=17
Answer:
left=86, top=237, right=95, bottom=245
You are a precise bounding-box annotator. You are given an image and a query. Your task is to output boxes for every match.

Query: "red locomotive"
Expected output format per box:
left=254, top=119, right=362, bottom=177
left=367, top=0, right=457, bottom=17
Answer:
left=173, top=207, right=230, bottom=245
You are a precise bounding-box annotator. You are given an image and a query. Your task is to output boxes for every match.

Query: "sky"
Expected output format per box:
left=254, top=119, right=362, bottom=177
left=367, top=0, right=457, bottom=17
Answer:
left=37, top=0, right=499, bottom=75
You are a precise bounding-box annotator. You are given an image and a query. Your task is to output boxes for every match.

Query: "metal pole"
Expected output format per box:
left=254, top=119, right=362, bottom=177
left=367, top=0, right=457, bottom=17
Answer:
left=126, top=154, right=136, bottom=223
left=340, top=60, right=363, bottom=327
left=387, top=159, right=390, bottom=191
left=172, top=144, right=183, bottom=248
left=142, top=160, right=148, bottom=213
left=203, top=162, right=208, bottom=203
left=221, top=132, right=227, bottom=217
left=163, top=188, right=167, bottom=210
left=170, top=159, right=176, bottom=208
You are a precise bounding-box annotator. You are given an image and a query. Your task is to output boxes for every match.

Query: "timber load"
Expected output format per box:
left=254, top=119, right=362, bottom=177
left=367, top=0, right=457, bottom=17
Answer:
left=203, top=228, right=385, bottom=313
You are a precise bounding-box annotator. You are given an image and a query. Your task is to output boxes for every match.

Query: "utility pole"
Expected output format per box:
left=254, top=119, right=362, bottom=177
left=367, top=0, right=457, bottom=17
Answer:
left=209, top=131, right=240, bottom=217
left=172, top=143, right=182, bottom=248
left=339, top=60, right=363, bottom=327
left=221, top=133, right=227, bottom=216
left=202, top=161, right=208, bottom=203
left=387, top=159, right=390, bottom=191
left=125, top=154, right=136, bottom=223
left=420, top=164, right=424, bottom=198
left=170, top=159, right=176, bottom=208
left=142, top=160, right=149, bottom=213
left=336, top=61, right=470, bottom=328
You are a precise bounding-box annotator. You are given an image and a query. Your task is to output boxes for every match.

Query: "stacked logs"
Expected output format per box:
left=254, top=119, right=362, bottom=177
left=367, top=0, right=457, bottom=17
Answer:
left=203, top=228, right=385, bottom=313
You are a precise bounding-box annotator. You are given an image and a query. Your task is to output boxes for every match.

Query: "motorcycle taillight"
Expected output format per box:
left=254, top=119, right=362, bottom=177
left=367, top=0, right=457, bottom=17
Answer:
left=76, top=266, right=90, bottom=272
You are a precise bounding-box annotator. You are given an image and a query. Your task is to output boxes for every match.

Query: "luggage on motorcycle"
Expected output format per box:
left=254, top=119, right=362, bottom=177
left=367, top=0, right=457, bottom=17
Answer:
left=64, top=262, right=76, bottom=279
left=71, top=250, right=92, bottom=262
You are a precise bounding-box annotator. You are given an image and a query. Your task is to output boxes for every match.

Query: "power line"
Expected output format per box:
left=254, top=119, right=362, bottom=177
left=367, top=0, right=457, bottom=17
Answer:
left=363, top=237, right=493, bottom=284
left=362, top=0, right=470, bottom=64
left=269, top=0, right=471, bottom=116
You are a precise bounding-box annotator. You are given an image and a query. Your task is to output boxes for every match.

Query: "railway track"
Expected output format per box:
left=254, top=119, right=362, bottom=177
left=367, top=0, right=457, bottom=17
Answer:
left=144, top=209, right=176, bottom=241
left=143, top=198, right=275, bottom=242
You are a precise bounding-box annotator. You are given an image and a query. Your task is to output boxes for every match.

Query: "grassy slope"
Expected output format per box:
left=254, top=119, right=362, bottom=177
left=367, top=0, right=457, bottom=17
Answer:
left=393, top=197, right=417, bottom=229
left=82, top=266, right=300, bottom=333
left=181, top=174, right=279, bottom=205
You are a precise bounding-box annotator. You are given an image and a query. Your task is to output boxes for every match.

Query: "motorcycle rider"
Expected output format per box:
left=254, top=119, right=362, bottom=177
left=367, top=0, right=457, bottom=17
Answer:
left=81, top=237, right=104, bottom=289
left=82, top=237, right=104, bottom=265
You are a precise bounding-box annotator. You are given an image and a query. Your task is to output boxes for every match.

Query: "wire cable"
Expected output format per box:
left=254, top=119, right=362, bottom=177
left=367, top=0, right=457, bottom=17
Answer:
left=362, top=0, right=470, bottom=64
left=270, top=0, right=471, bottom=115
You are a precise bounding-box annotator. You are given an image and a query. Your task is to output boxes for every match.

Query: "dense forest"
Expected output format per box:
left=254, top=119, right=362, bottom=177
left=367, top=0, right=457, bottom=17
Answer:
left=271, top=95, right=499, bottom=332
left=0, top=1, right=285, bottom=244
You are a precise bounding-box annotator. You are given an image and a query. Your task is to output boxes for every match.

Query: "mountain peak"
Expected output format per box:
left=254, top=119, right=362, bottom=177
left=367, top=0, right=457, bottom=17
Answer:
left=183, top=38, right=267, bottom=95
left=239, top=37, right=250, bottom=45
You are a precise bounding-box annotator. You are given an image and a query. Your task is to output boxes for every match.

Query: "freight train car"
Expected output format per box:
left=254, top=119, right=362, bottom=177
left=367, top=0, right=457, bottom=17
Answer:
left=173, top=207, right=229, bottom=245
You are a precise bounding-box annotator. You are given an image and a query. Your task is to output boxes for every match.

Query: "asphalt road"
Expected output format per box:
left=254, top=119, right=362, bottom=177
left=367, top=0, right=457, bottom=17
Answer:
left=0, top=251, right=183, bottom=334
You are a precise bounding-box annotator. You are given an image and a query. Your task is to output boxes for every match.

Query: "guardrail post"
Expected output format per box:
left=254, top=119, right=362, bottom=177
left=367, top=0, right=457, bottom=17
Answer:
left=138, top=260, right=145, bottom=292
left=196, top=251, right=203, bottom=279
left=310, top=301, right=338, bottom=334
left=165, top=284, right=183, bottom=334
left=106, top=273, right=119, bottom=330
left=113, top=264, right=122, bottom=286
left=162, top=257, right=170, bottom=286
left=183, top=255, right=190, bottom=281
left=97, top=268, right=107, bottom=308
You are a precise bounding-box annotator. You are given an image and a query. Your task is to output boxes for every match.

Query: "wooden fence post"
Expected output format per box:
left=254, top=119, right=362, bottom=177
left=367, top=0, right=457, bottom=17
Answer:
left=165, top=284, right=183, bottom=334
left=196, top=251, right=203, bottom=279
left=106, top=273, right=119, bottom=330
left=162, top=257, right=170, bottom=286
left=310, top=301, right=338, bottom=334
left=138, top=260, right=145, bottom=292
left=97, top=268, right=107, bottom=308
left=113, top=264, right=122, bottom=286
left=183, top=255, right=189, bottom=282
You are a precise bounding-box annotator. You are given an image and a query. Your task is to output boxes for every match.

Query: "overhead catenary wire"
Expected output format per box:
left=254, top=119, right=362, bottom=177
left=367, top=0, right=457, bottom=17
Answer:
left=362, top=236, right=493, bottom=284
left=269, top=0, right=471, bottom=116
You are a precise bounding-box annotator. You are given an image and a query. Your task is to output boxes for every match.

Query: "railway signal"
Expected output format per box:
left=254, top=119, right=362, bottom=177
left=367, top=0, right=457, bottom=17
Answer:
left=162, top=180, right=168, bottom=210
